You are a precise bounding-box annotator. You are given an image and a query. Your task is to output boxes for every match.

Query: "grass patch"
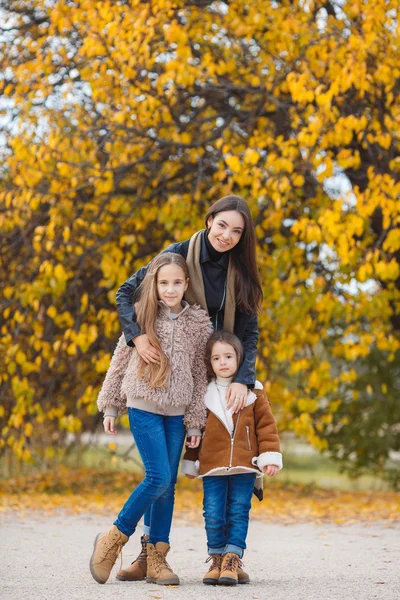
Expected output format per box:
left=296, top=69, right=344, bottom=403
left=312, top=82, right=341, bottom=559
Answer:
left=0, top=437, right=393, bottom=492
left=0, top=466, right=398, bottom=525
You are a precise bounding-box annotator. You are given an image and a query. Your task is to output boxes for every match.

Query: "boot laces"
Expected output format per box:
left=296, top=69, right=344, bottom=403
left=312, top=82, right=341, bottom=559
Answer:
left=100, top=536, right=124, bottom=568
left=153, top=549, right=173, bottom=575
left=223, top=554, right=239, bottom=572
left=205, top=554, right=222, bottom=572
left=132, top=536, right=148, bottom=565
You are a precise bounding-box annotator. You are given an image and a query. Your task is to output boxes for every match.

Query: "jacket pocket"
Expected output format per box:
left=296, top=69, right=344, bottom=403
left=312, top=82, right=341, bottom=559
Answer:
left=245, top=425, right=252, bottom=451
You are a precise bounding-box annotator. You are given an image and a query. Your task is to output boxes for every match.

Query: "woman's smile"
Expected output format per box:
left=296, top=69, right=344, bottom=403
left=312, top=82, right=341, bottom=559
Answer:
left=207, top=210, right=245, bottom=254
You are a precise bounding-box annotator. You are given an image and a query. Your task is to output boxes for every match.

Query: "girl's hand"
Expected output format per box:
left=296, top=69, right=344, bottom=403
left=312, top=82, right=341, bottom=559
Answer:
left=226, top=382, right=248, bottom=413
left=133, top=334, right=161, bottom=364
left=263, top=465, right=279, bottom=477
left=103, top=416, right=117, bottom=435
left=186, top=435, right=201, bottom=448
left=185, top=474, right=196, bottom=479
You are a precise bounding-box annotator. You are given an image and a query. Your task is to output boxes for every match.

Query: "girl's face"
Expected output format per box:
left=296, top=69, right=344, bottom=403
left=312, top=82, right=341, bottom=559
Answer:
left=157, top=264, right=188, bottom=313
left=210, top=341, right=238, bottom=378
left=207, top=210, right=245, bottom=253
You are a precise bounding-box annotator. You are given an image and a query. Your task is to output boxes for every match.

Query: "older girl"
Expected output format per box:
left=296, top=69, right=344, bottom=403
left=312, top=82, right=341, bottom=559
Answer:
left=89, top=253, right=212, bottom=586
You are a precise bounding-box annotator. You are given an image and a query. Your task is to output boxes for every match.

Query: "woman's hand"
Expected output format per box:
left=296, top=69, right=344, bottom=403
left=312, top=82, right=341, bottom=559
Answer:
left=226, top=382, right=248, bottom=413
left=133, top=334, right=161, bottom=364
left=103, top=416, right=117, bottom=435
left=263, top=465, right=279, bottom=477
left=186, top=435, right=201, bottom=448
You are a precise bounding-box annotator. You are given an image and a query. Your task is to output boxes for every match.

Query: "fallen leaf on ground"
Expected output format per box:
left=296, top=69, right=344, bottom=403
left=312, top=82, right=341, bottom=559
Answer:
left=0, top=468, right=399, bottom=525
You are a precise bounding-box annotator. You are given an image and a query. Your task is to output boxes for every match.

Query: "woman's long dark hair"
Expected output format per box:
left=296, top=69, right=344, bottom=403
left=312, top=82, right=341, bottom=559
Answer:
left=205, top=195, right=263, bottom=314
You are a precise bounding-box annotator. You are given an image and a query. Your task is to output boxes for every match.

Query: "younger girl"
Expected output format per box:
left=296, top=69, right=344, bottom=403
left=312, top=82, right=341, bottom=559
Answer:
left=90, top=253, right=212, bottom=586
left=182, top=331, right=282, bottom=586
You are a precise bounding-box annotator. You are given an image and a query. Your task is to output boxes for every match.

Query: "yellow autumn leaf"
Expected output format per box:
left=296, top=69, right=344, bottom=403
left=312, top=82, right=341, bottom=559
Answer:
left=244, top=149, right=260, bottom=165
left=24, top=422, right=33, bottom=437
left=225, top=155, right=241, bottom=173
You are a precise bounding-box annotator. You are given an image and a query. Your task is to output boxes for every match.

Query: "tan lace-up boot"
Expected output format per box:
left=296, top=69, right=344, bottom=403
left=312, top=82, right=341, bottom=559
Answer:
left=203, top=554, right=222, bottom=585
left=116, top=534, right=149, bottom=581
left=89, top=525, right=129, bottom=584
left=237, top=563, right=250, bottom=584
left=218, top=552, right=240, bottom=586
left=146, top=542, right=180, bottom=586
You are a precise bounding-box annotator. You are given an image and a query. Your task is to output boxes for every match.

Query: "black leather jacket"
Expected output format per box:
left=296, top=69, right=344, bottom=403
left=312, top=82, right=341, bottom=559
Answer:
left=116, top=235, right=259, bottom=388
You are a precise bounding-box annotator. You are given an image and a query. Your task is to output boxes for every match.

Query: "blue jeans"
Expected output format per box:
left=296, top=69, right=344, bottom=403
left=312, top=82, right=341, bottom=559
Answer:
left=202, top=473, right=256, bottom=558
left=114, top=408, right=186, bottom=544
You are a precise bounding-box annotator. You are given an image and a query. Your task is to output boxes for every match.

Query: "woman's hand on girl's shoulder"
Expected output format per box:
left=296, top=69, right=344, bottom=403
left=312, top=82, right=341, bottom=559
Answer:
left=263, top=465, right=279, bottom=477
left=226, top=382, right=248, bottom=413
left=133, top=334, right=161, bottom=364
left=103, top=416, right=117, bottom=435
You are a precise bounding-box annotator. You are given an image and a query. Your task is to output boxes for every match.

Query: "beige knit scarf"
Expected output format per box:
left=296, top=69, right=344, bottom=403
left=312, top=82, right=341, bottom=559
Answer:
left=184, top=230, right=236, bottom=332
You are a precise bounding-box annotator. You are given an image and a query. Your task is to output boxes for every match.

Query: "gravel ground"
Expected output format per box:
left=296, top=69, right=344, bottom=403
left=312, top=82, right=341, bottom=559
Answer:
left=1, top=512, right=398, bottom=600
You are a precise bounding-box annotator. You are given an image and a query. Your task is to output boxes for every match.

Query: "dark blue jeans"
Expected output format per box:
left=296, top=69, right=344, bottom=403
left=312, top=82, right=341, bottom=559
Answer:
left=114, top=408, right=186, bottom=544
left=202, top=473, right=256, bottom=558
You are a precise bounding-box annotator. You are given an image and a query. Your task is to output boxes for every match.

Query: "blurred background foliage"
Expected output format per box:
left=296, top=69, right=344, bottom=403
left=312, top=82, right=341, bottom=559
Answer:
left=0, top=0, right=399, bottom=487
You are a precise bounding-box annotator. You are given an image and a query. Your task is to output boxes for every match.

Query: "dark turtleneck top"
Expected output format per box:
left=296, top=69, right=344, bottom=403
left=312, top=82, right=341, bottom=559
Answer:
left=200, top=230, right=230, bottom=329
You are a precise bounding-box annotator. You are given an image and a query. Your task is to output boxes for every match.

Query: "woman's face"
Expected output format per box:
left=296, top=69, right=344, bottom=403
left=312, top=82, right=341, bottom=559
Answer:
left=207, top=210, right=245, bottom=253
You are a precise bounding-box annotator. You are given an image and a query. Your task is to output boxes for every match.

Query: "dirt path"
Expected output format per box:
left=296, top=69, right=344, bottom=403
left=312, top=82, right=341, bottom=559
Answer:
left=1, top=512, right=398, bottom=600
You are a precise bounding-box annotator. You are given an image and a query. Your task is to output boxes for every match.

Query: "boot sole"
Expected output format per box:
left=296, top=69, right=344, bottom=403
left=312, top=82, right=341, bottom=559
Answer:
left=203, top=577, right=219, bottom=585
left=146, top=576, right=180, bottom=586
left=239, top=578, right=250, bottom=584
left=89, top=533, right=107, bottom=584
left=116, top=575, right=146, bottom=581
left=218, top=577, right=238, bottom=586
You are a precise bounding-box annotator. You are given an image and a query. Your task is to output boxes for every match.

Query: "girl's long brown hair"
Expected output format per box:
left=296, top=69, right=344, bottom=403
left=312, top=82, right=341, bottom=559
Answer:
left=135, top=252, right=189, bottom=388
left=205, top=195, right=263, bottom=314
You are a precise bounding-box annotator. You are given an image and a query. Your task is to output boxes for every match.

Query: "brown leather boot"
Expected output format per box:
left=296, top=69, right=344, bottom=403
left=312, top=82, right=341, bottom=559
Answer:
left=116, top=534, right=149, bottom=581
left=237, top=563, right=250, bottom=584
left=146, top=542, right=180, bottom=586
left=218, top=552, right=240, bottom=586
left=203, top=554, right=222, bottom=585
left=89, top=525, right=128, bottom=584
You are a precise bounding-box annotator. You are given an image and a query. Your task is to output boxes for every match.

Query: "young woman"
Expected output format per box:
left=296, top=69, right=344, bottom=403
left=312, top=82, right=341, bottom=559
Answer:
left=117, top=195, right=262, bottom=409
left=114, top=195, right=263, bottom=582
left=89, top=253, right=212, bottom=586
left=182, top=331, right=282, bottom=586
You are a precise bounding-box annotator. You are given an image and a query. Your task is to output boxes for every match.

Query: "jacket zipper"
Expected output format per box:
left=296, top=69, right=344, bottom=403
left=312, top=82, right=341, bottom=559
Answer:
left=229, top=412, right=241, bottom=468
left=245, top=425, right=251, bottom=450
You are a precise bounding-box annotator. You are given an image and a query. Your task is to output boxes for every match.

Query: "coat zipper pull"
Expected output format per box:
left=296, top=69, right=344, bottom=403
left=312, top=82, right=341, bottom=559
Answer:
left=245, top=425, right=251, bottom=450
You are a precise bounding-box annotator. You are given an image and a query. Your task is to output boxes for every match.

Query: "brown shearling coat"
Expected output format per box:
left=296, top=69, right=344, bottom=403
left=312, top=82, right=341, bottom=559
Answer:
left=182, top=384, right=282, bottom=478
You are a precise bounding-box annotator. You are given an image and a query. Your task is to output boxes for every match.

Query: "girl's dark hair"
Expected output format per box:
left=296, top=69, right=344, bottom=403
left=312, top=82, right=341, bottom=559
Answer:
left=205, top=195, right=263, bottom=314
left=205, top=330, right=244, bottom=379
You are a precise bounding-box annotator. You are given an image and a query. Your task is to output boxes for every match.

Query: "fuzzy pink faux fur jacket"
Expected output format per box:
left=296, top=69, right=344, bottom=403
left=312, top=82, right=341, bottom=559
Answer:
left=97, top=302, right=212, bottom=430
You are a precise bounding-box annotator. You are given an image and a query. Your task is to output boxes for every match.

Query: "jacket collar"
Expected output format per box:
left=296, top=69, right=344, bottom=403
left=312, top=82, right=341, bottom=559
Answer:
left=157, top=300, right=191, bottom=319
left=205, top=379, right=257, bottom=434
